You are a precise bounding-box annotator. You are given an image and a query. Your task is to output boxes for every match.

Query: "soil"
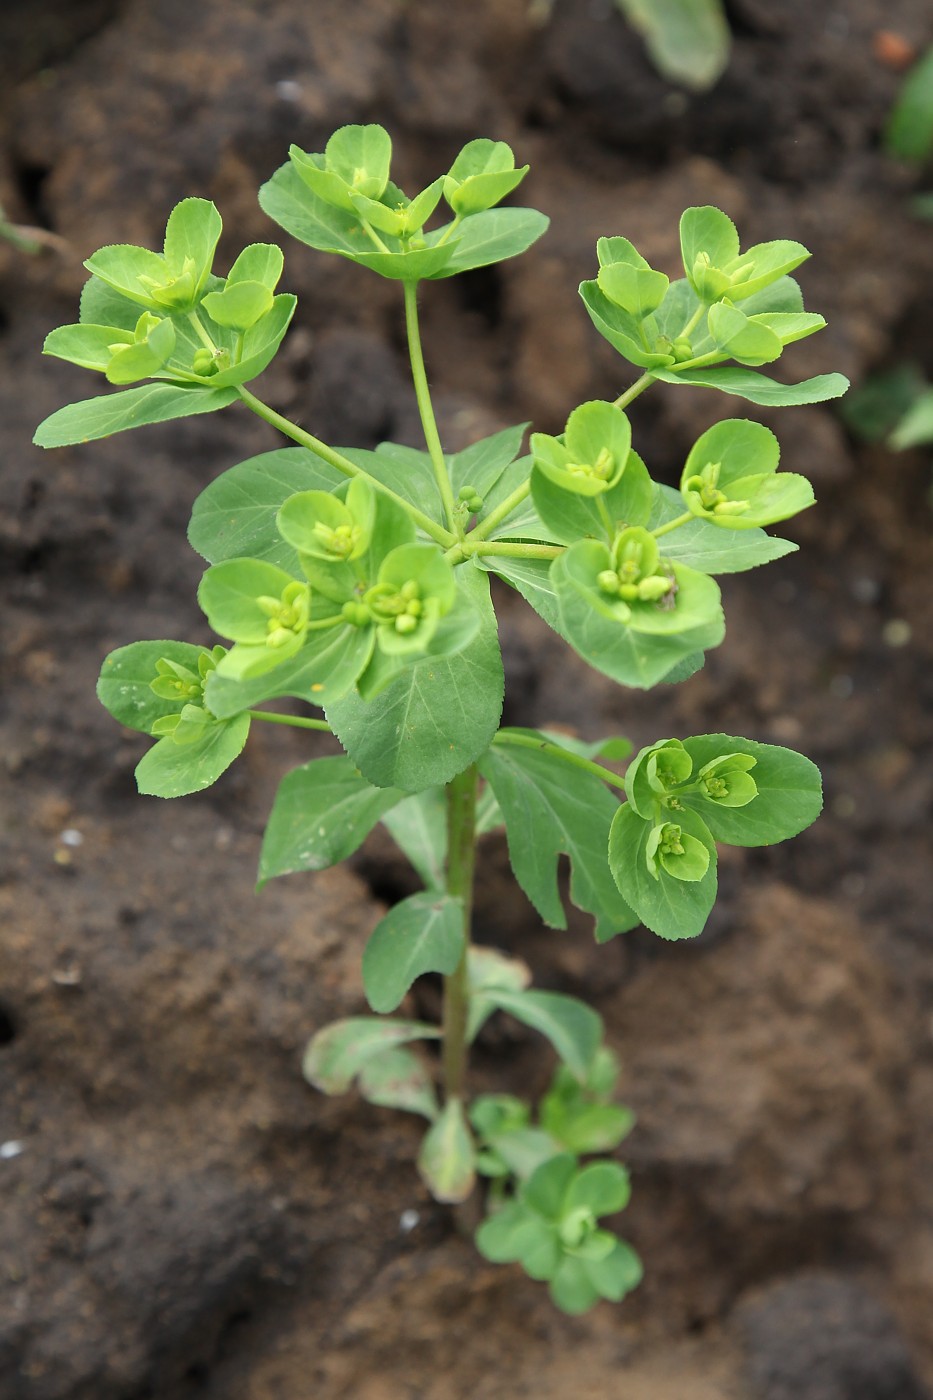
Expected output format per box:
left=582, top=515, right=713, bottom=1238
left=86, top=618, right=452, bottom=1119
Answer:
left=1, top=2, right=932, bottom=1397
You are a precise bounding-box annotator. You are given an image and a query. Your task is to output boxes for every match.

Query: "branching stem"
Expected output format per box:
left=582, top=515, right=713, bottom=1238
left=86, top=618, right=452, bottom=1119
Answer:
left=246, top=711, right=332, bottom=732
left=403, top=280, right=460, bottom=535
left=236, top=386, right=456, bottom=548
left=492, top=730, right=628, bottom=791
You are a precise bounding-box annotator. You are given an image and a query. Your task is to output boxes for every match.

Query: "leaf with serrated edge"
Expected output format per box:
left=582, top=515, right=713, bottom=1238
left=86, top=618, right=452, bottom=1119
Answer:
left=479, top=734, right=637, bottom=940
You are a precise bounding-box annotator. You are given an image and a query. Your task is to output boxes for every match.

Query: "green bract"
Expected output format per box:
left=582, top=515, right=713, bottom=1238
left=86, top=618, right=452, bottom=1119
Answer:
left=530, top=400, right=632, bottom=497
left=39, top=126, right=840, bottom=1318
left=680, top=419, right=815, bottom=529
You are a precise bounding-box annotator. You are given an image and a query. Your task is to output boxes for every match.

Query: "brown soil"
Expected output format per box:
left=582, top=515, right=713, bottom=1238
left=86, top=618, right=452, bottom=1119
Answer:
left=2, top=2, right=932, bottom=1397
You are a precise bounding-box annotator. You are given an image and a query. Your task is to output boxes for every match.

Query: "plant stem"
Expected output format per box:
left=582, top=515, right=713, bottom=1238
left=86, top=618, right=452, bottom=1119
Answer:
left=614, top=373, right=654, bottom=410
left=468, top=478, right=532, bottom=543
left=461, top=540, right=563, bottom=561
left=679, top=303, right=707, bottom=340
left=247, top=710, right=333, bottom=731
left=492, top=730, right=628, bottom=791
left=187, top=311, right=217, bottom=354
left=652, top=511, right=693, bottom=538
left=236, top=386, right=456, bottom=548
left=442, top=763, right=478, bottom=1102
left=403, top=280, right=460, bottom=535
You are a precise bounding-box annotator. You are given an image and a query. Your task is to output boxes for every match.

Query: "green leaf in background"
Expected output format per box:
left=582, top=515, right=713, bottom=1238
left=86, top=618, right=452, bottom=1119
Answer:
left=303, top=1017, right=441, bottom=1095
left=678, top=734, right=822, bottom=846
left=135, top=711, right=251, bottom=799
left=652, top=365, right=849, bottom=406
left=886, top=46, right=933, bottom=164
left=34, top=383, right=239, bottom=448
left=418, top=1098, right=476, bottom=1203
left=471, top=987, right=603, bottom=1082
left=479, top=734, right=637, bottom=940
left=648, top=485, right=797, bottom=573
left=891, top=387, right=933, bottom=449
left=363, top=892, right=465, bottom=1013
left=616, top=0, right=731, bottom=92
left=188, top=448, right=344, bottom=568
left=382, top=787, right=448, bottom=889
left=608, top=803, right=718, bottom=940
left=326, top=566, right=503, bottom=791
left=97, top=639, right=208, bottom=736
left=357, top=1047, right=438, bottom=1121
left=258, top=755, right=405, bottom=884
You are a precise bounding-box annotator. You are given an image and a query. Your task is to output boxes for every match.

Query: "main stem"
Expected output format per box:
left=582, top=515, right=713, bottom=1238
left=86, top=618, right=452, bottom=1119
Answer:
left=442, top=763, right=478, bottom=1102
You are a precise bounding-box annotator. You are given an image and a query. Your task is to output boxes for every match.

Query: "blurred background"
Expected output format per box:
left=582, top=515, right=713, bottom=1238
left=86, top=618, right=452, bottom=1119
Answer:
left=1, top=2, right=932, bottom=1397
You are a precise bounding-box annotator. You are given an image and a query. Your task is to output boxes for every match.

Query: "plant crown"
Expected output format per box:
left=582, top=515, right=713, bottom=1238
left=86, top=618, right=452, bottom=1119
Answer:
left=37, top=124, right=844, bottom=1314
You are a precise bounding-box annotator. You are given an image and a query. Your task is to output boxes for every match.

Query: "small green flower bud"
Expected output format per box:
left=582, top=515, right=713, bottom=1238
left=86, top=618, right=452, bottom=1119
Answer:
left=672, top=337, right=693, bottom=362
left=593, top=447, right=615, bottom=481
left=400, top=580, right=420, bottom=601
left=618, top=583, right=639, bottom=601
left=192, top=348, right=217, bottom=375
left=342, top=600, right=371, bottom=627
left=408, top=235, right=427, bottom=250
left=395, top=612, right=419, bottom=635
left=637, top=575, right=672, bottom=602
left=559, top=1206, right=596, bottom=1251
left=597, top=570, right=621, bottom=595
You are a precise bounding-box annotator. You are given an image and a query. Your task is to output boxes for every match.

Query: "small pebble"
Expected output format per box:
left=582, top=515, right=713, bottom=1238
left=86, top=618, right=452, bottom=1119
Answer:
left=0, top=1141, right=24, bottom=1161
left=882, top=619, right=911, bottom=648
left=850, top=576, right=880, bottom=605
left=399, top=1208, right=420, bottom=1234
left=275, top=80, right=302, bottom=103
left=59, top=829, right=83, bottom=848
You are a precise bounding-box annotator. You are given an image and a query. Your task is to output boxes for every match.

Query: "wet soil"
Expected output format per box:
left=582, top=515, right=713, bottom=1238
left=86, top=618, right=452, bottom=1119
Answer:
left=1, top=2, right=932, bottom=1397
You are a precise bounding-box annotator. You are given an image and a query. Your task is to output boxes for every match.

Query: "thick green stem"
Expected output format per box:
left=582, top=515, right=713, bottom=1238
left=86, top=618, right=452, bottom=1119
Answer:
left=614, top=372, right=654, bottom=410
left=442, top=763, right=478, bottom=1102
left=460, top=540, right=563, bottom=562
left=236, top=386, right=455, bottom=548
left=247, top=710, right=332, bottom=732
left=492, top=730, right=627, bottom=791
left=403, top=280, right=460, bottom=535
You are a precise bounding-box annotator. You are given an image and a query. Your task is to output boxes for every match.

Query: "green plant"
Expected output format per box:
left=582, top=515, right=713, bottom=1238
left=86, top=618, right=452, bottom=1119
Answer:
left=615, top=0, right=731, bottom=92
left=36, top=126, right=846, bottom=1313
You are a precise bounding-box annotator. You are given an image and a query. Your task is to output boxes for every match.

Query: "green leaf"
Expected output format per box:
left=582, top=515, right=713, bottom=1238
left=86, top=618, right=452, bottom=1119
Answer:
left=479, top=734, right=637, bottom=940
left=97, top=639, right=206, bottom=735
left=472, top=987, right=603, bottom=1082
left=648, top=485, right=796, bottom=572
left=135, top=711, right=250, bottom=798
left=341, top=444, right=444, bottom=529
left=203, top=623, right=374, bottom=719
left=258, top=755, right=404, bottom=884
left=382, top=787, right=448, bottom=889
left=523, top=1153, right=578, bottom=1219
left=431, top=207, right=549, bottom=278
left=326, top=124, right=393, bottom=199
left=34, top=383, right=239, bottom=448
left=617, top=0, right=731, bottom=92
left=188, top=448, right=343, bottom=568
left=707, top=301, right=783, bottom=365
left=476, top=1201, right=543, bottom=1263
left=586, top=1238, right=643, bottom=1301
left=550, top=1256, right=601, bottom=1314
left=198, top=558, right=300, bottom=642
left=565, top=1161, right=631, bottom=1216
left=678, top=734, right=822, bottom=845
left=226, top=243, right=284, bottom=290
left=543, top=1100, right=634, bottom=1155
left=887, top=48, right=933, bottom=161
left=596, top=236, right=669, bottom=318
left=199, top=294, right=296, bottom=389
left=326, top=566, right=503, bottom=791
left=303, top=1016, right=440, bottom=1095
left=448, top=423, right=529, bottom=502
left=201, top=281, right=274, bottom=330
left=652, top=365, right=849, bottom=406
left=608, top=803, right=718, bottom=940
left=363, top=892, right=465, bottom=1013
left=357, top=1047, right=438, bottom=1121
left=479, top=554, right=562, bottom=631
left=891, top=388, right=933, bottom=449
left=418, top=1098, right=476, bottom=1203
left=83, top=243, right=173, bottom=311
